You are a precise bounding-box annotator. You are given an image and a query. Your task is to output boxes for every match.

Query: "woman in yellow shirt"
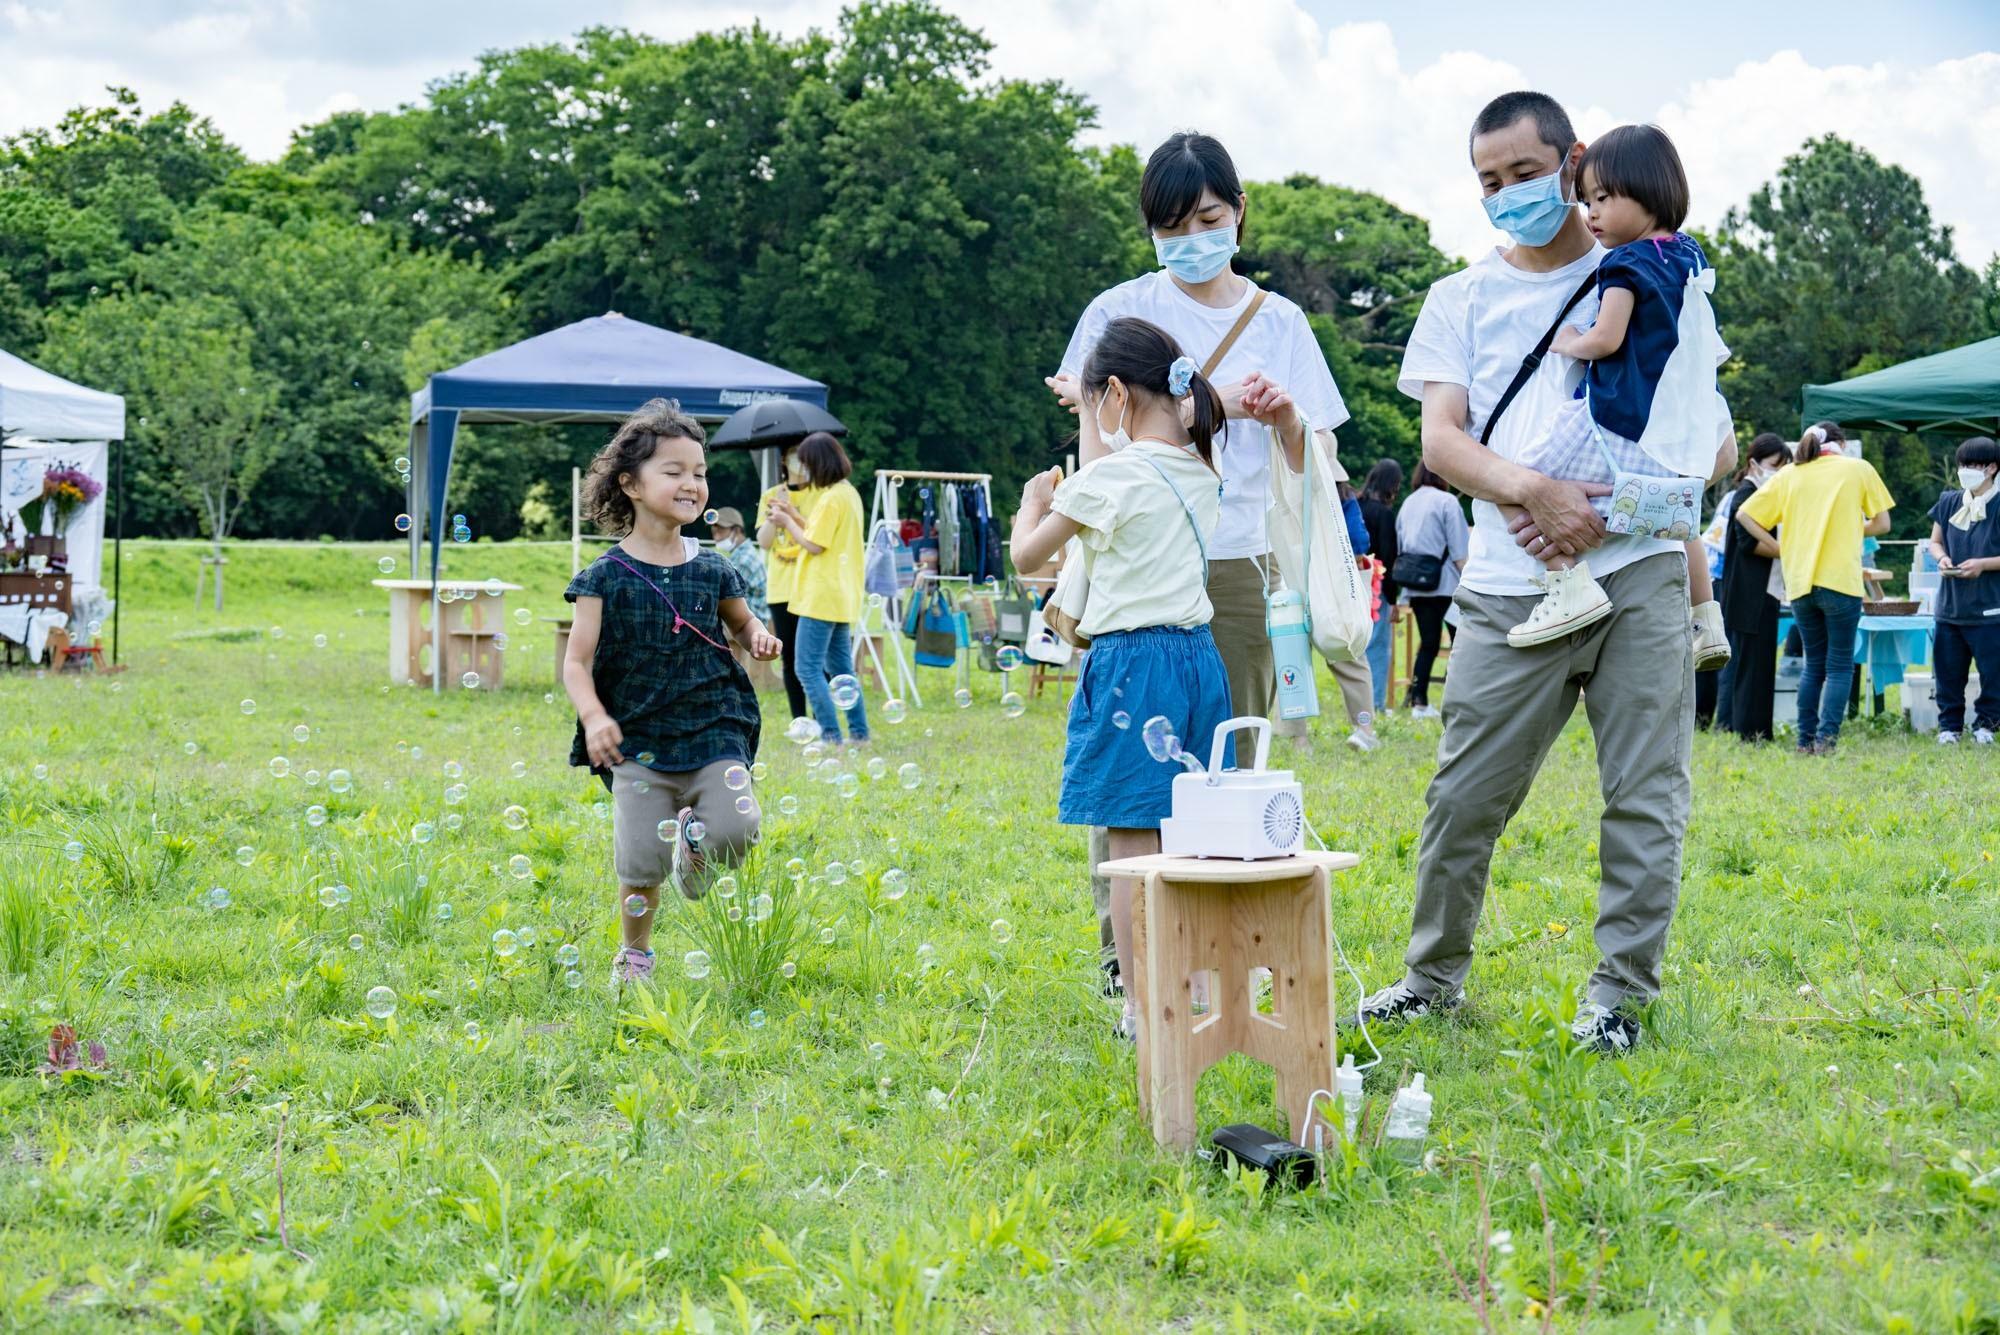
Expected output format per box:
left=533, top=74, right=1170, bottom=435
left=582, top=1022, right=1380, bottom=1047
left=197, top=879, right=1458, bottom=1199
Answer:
left=756, top=443, right=818, bottom=723
left=768, top=432, right=868, bottom=743
left=1737, top=421, right=1893, bottom=755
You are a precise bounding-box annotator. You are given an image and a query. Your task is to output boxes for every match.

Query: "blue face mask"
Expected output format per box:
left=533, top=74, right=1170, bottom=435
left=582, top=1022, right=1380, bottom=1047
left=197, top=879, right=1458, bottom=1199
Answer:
left=1481, top=163, right=1574, bottom=248
left=1154, top=223, right=1239, bottom=283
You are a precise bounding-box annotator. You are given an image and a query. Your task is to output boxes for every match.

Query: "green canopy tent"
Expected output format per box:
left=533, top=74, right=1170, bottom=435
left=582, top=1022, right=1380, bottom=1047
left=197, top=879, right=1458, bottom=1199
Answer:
left=1800, top=336, right=2000, bottom=436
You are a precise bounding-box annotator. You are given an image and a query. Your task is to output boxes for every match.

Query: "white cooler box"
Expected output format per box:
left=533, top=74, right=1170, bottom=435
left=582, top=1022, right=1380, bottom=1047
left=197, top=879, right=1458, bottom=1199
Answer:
left=1902, top=669, right=1983, bottom=734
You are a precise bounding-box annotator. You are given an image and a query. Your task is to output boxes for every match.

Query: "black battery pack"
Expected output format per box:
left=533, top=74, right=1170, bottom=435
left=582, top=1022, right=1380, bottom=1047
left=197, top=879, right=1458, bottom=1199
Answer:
left=1208, top=1123, right=1316, bottom=1188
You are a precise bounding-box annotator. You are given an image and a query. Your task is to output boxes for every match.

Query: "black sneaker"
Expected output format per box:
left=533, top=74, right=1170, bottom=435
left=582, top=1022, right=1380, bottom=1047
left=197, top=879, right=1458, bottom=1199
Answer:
left=1100, top=957, right=1123, bottom=999
left=1339, top=980, right=1463, bottom=1028
left=1570, top=1002, right=1642, bottom=1053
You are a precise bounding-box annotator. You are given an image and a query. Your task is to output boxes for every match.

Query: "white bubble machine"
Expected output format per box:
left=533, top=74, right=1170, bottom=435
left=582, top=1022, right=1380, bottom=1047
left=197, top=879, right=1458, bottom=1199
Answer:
left=1159, top=717, right=1307, bottom=861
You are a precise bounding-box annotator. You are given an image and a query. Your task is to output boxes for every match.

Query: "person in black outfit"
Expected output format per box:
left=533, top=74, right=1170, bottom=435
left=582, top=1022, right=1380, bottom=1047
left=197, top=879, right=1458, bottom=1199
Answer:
left=1717, top=433, right=1792, bottom=741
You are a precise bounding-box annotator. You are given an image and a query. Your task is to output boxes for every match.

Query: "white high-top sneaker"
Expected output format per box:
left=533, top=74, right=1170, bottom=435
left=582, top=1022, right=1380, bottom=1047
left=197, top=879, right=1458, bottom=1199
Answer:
left=1692, top=600, right=1731, bottom=671
left=1507, top=563, right=1614, bottom=648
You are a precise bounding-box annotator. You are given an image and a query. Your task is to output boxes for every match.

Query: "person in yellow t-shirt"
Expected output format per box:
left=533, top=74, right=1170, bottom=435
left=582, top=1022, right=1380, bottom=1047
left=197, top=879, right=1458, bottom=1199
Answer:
left=756, top=442, right=819, bottom=723
left=1736, top=421, right=1893, bottom=754
left=766, top=432, right=868, bottom=743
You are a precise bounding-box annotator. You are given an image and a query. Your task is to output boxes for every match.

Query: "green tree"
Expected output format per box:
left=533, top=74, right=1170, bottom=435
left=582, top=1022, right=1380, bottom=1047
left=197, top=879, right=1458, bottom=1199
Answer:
left=1711, top=135, right=1999, bottom=531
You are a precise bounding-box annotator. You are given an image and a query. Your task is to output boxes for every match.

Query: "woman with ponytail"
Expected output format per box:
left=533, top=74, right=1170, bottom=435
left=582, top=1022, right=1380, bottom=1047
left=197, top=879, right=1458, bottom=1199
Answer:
left=1013, top=316, right=1234, bottom=1041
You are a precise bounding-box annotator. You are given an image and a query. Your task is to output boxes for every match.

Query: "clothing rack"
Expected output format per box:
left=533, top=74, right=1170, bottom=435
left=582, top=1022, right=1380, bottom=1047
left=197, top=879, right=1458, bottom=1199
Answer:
left=863, top=469, right=996, bottom=710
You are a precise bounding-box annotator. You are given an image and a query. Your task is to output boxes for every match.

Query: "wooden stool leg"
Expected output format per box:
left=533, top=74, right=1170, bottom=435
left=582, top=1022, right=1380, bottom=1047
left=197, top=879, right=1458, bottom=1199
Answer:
left=1267, top=869, right=1336, bottom=1144
left=1135, top=872, right=1201, bottom=1151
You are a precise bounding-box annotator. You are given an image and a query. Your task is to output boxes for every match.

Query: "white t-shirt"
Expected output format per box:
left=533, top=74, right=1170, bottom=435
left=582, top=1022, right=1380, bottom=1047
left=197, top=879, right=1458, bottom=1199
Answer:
left=1398, top=245, right=1732, bottom=597
left=1060, top=270, right=1349, bottom=561
left=1052, top=439, right=1222, bottom=637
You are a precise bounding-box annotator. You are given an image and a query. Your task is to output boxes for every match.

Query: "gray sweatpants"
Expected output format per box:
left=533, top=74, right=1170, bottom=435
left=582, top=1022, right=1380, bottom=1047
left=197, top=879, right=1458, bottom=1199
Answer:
left=1403, top=552, right=1693, bottom=1011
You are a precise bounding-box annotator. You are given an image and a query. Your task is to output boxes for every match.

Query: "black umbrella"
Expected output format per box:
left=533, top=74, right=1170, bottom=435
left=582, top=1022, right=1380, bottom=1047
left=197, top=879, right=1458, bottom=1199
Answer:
left=708, top=398, right=847, bottom=450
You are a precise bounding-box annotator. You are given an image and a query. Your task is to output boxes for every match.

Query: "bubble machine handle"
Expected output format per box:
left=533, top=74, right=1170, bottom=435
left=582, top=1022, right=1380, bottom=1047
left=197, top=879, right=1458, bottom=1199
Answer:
left=1205, top=716, right=1272, bottom=781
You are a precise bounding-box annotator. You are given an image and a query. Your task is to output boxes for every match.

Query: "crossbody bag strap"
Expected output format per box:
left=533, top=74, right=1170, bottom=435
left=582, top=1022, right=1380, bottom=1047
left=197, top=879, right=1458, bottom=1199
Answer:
left=1140, top=453, right=1210, bottom=584
left=1478, top=272, right=1597, bottom=447
left=1201, top=287, right=1269, bottom=379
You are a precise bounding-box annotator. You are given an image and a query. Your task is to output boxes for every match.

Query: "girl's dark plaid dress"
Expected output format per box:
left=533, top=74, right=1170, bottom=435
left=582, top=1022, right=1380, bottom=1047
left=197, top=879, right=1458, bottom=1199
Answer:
left=565, top=546, right=761, bottom=780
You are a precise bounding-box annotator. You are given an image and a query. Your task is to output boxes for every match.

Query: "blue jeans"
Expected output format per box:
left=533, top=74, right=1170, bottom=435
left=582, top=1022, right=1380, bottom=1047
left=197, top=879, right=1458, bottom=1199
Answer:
left=1366, top=609, right=1393, bottom=711
left=1792, top=588, right=1861, bottom=746
left=794, top=615, right=869, bottom=742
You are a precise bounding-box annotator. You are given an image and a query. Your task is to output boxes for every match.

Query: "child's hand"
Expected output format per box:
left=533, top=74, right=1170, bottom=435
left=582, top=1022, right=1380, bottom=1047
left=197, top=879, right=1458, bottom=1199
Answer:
left=1238, top=373, right=1301, bottom=436
left=1550, top=325, right=1589, bottom=359
left=1044, top=372, right=1081, bottom=415
left=746, top=626, right=783, bottom=660
left=583, top=714, right=625, bottom=768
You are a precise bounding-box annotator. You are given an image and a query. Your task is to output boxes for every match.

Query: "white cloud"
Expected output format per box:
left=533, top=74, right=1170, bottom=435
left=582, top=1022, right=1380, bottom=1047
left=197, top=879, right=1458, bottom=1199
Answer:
left=2, top=0, right=1996, bottom=266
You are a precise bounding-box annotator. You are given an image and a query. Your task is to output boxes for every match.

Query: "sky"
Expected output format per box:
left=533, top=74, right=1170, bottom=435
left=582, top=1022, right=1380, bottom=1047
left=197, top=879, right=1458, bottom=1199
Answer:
left=3, top=0, right=1998, bottom=265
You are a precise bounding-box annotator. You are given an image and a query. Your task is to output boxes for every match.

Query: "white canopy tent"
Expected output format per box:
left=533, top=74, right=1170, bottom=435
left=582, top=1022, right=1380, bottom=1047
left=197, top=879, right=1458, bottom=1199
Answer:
left=0, top=349, right=126, bottom=661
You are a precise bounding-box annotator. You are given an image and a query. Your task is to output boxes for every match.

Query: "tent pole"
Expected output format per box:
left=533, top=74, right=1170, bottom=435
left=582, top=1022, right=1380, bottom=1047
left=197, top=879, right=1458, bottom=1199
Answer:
left=113, top=436, right=123, bottom=665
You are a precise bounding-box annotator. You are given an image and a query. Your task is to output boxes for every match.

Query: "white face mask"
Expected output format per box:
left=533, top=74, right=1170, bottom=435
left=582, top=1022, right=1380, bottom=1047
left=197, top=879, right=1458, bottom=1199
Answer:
left=1749, top=465, right=1776, bottom=488
left=716, top=534, right=739, bottom=551
left=1094, top=386, right=1133, bottom=453
left=1959, top=466, right=1994, bottom=493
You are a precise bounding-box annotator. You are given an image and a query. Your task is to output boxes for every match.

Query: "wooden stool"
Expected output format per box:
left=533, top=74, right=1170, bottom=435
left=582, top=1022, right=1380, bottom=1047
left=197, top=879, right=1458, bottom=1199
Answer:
left=1100, top=850, right=1359, bottom=1151
left=1027, top=659, right=1072, bottom=701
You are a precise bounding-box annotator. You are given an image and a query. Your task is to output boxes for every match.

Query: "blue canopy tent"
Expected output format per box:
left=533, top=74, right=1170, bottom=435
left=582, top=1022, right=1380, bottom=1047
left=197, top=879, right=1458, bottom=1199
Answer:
left=404, top=313, right=828, bottom=688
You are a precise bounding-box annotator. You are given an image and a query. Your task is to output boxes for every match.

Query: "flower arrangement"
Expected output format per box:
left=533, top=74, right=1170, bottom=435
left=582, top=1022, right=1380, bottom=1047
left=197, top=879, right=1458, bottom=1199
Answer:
left=16, top=462, right=103, bottom=536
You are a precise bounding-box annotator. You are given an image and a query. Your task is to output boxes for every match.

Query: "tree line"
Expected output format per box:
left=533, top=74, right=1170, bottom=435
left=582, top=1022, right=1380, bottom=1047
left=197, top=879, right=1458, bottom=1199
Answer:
left=3, top=1, right=1993, bottom=544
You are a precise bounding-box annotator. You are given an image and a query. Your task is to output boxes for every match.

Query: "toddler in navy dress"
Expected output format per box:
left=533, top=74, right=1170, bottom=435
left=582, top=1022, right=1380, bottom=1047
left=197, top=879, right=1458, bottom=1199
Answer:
left=1508, top=124, right=1733, bottom=667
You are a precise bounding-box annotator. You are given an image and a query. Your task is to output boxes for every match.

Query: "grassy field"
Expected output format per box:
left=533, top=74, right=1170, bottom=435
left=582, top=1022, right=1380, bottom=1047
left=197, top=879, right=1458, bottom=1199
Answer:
left=1, top=538, right=1996, bottom=1332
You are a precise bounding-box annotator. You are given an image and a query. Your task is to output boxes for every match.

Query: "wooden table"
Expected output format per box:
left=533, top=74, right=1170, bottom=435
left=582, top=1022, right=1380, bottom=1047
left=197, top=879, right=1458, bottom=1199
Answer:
left=1100, top=849, right=1361, bottom=1151
left=372, top=579, right=523, bottom=689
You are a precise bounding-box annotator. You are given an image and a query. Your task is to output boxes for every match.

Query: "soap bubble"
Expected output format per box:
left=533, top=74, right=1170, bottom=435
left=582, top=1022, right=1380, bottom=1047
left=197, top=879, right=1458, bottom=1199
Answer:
left=954, top=688, right=973, bottom=709
left=411, top=822, right=435, bottom=845
left=826, top=862, right=848, bottom=886
left=313, top=634, right=328, bottom=649
left=443, top=812, right=463, bottom=832
left=786, top=716, right=820, bottom=745
left=305, top=805, right=327, bottom=827
left=1141, top=716, right=1181, bottom=762
left=394, top=513, right=412, bottom=533
left=349, top=933, right=365, bottom=951
left=868, top=1042, right=887, bottom=1062
left=270, top=625, right=285, bottom=640
left=656, top=818, right=680, bottom=843
left=183, top=741, right=199, bottom=755
left=990, top=919, right=1014, bottom=944
left=635, top=750, right=655, bottom=765
left=394, top=455, right=410, bottom=474
left=63, top=840, right=83, bottom=862
left=436, top=902, right=453, bottom=922
left=748, top=1009, right=766, bottom=1029
left=460, top=671, right=481, bottom=690
left=714, top=875, right=738, bottom=900
left=443, top=759, right=463, bottom=779
left=829, top=675, right=861, bottom=709
left=557, top=943, right=580, bottom=968
left=624, top=893, right=649, bottom=918
left=335, top=883, right=351, bottom=905
left=1112, top=710, right=1131, bottom=730
left=685, top=819, right=706, bottom=843
left=632, top=779, right=650, bottom=795
left=463, top=1021, right=481, bottom=1041
left=750, top=892, right=773, bottom=922
left=32, top=764, right=48, bottom=780
left=318, top=885, right=339, bottom=908
left=303, top=769, right=321, bottom=787
left=882, top=698, right=907, bottom=724
left=491, top=929, right=519, bottom=957
left=886, top=836, right=899, bottom=854
left=235, top=846, right=255, bottom=866
left=897, top=762, right=922, bottom=790
left=683, top=950, right=711, bottom=980
left=723, top=764, right=750, bottom=791
left=270, top=755, right=292, bottom=778
left=365, top=987, right=397, bottom=1019
left=564, top=970, right=583, bottom=990
left=484, top=578, right=504, bottom=597
left=780, top=960, right=797, bottom=978
left=835, top=772, right=860, bottom=800
left=916, top=942, right=936, bottom=971
left=292, top=724, right=311, bottom=744
left=205, top=886, right=231, bottom=910
left=819, top=927, right=836, bottom=945
left=328, top=769, right=353, bottom=793
left=443, top=784, right=468, bottom=805
left=508, top=854, right=532, bottom=879
left=502, top=805, right=528, bottom=830
left=726, top=904, right=744, bottom=922
left=784, top=857, right=806, bottom=881
left=514, top=607, right=532, bottom=626
left=1000, top=691, right=1026, bottom=718
left=377, top=557, right=396, bottom=574
left=704, top=509, right=719, bottom=524
left=850, top=856, right=868, bottom=875
left=734, top=795, right=754, bottom=815
left=510, top=760, right=528, bottom=779
left=777, top=795, right=799, bottom=817
left=518, top=926, right=538, bottom=948
left=748, top=760, right=768, bottom=782
left=801, top=741, right=825, bottom=768
left=996, top=646, right=1025, bottom=672
left=239, top=698, right=257, bottom=716
left=881, top=869, right=908, bottom=901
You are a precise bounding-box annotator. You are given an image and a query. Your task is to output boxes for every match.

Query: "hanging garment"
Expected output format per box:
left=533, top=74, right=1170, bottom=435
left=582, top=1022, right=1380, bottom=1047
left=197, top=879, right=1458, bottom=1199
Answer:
left=938, top=484, right=962, bottom=578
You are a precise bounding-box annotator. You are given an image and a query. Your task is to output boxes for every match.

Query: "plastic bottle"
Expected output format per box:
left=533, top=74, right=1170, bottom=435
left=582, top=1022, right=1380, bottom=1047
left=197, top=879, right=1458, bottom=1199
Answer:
left=1335, top=1054, right=1365, bottom=1142
left=1384, top=1072, right=1433, bottom=1165
left=1265, top=589, right=1320, bottom=721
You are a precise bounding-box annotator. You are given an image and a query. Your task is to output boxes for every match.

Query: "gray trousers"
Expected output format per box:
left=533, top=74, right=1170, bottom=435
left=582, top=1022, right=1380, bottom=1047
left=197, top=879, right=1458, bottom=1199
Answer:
left=1404, top=553, right=1693, bottom=1011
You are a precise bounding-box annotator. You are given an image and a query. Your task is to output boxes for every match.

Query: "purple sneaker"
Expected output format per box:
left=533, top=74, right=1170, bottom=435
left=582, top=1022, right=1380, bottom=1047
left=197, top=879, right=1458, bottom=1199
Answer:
left=611, top=947, right=655, bottom=985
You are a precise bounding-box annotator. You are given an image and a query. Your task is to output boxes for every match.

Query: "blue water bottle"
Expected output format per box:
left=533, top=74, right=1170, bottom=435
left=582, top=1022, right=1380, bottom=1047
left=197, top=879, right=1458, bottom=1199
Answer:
left=1266, top=588, right=1320, bottom=721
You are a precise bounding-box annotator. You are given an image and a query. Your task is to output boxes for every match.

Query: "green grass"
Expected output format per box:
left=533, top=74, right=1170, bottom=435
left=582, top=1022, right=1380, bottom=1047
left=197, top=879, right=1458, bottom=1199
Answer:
left=1, top=538, right=1996, bottom=1331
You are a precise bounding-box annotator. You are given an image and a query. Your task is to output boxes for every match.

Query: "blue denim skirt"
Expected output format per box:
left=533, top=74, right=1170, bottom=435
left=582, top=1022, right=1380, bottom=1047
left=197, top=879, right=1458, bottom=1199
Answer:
left=1058, top=625, right=1234, bottom=829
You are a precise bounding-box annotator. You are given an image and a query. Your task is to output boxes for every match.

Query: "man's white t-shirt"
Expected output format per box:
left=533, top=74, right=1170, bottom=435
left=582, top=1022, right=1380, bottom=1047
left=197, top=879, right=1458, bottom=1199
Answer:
left=1398, top=245, right=1732, bottom=598
left=1060, top=270, right=1349, bottom=561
